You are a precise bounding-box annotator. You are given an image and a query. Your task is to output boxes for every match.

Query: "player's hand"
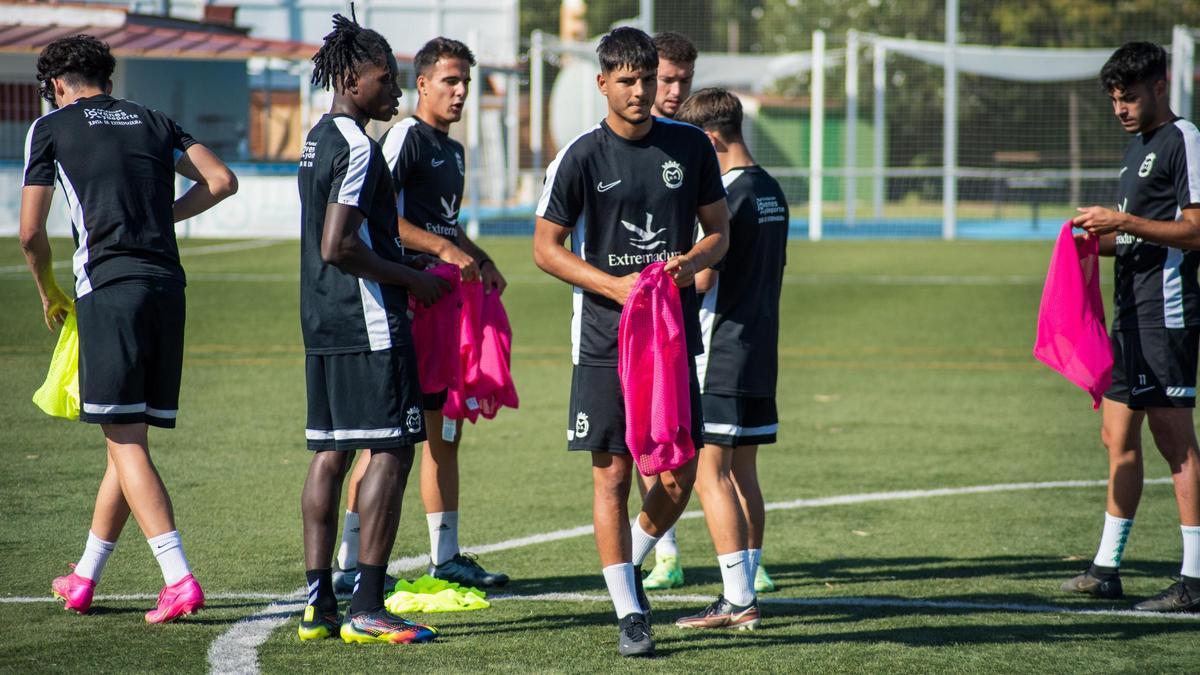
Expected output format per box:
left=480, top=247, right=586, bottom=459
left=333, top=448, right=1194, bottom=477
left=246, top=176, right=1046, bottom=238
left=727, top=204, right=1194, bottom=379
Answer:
left=607, top=272, right=640, bottom=306
left=410, top=253, right=441, bottom=270
left=407, top=269, right=452, bottom=308
left=1073, top=206, right=1125, bottom=236
left=40, top=283, right=72, bottom=332
left=664, top=255, right=697, bottom=288
left=440, top=245, right=480, bottom=282
left=480, top=260, right=507, bottom=295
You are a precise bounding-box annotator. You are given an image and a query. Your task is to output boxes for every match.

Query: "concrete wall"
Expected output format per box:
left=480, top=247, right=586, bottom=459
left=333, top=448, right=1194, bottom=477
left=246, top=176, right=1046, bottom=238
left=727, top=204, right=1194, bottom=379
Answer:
left=120, top=59, right=250, bottom=160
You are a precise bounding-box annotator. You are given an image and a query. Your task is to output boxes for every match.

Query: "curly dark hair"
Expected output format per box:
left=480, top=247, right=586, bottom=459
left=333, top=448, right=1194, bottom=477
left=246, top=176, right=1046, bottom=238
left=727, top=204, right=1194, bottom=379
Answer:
left=597, top=26, right=657, bottom=74
left=1100, top=41, right=1168, bottom=93
left=310, top=13, right=394, bottom=92
left=653, top=31, right=697, bottom=65
left=414, top=37, right=475, bottom=77
left=36, top=35, right=115, bottom=104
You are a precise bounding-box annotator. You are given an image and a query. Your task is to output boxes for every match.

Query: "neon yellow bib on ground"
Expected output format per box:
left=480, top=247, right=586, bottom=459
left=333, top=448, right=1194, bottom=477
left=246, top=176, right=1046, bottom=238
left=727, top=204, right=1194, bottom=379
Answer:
left=384, top=574, right=490, bottom=613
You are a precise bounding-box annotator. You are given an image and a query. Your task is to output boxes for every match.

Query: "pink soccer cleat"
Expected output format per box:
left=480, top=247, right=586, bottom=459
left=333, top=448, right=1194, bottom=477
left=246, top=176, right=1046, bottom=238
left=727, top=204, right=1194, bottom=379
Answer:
left=145, top=574, right=205, bottom=624
left=51, top=565, right=96, bottom=614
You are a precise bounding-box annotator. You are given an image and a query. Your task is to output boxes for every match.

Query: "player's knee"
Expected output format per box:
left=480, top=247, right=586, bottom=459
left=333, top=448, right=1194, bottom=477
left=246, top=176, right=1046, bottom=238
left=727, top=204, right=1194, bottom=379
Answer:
left=658, top=468, right=696, bottom=498
left=369, top=446, right=415, bottom=478
left=1100, top=426, right=1138, bottom=457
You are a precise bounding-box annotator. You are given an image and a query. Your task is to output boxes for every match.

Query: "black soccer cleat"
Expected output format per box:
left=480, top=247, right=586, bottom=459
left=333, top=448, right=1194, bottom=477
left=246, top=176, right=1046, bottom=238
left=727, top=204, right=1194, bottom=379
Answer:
left=429, top=552, right=509, bottom=588
left=1061, top=567, right=1124, bottom=599
left=1132, top=580, right=1200, bottom=613
left=617, top=612, right=655, bottom=658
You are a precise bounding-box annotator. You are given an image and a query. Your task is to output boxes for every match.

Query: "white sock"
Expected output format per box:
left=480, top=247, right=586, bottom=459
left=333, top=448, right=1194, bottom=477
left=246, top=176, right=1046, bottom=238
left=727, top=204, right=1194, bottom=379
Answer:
left=427, top=511, right=460, bottom=566
left=1093, top=512, right=1134, bottom=568
left=748, top=548, right=763, bottom=580
left=336, top=511, right=360, bottom=571
left=630, top=519, right=660, bottom=567
left=718, top=550, right=755, bottom=606
left=147, top=530, right=191, bottom=586
left=655, top=525, right=679, bottom=559
left=601, top=563, right=643, bottom=618
left=75, top=531, right=116, bottom=584
left=1182, top=525, right=1200, bottom=579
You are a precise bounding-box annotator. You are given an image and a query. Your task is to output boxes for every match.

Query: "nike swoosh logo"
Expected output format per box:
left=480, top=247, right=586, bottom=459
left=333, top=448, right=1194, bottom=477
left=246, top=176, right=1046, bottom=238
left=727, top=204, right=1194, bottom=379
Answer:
left=1131, top=385, right=1156, bottom=395
left=724, top=561, right=743, bottom=568
left=432, top=159, right=446, bottom=167
left=597, top=180, right=621, bottom=192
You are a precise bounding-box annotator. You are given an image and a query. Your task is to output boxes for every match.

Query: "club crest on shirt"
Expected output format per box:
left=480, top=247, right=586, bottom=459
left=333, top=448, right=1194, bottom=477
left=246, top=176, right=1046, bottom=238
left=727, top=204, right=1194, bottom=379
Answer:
left=661, top=160, right=683, bottom=189
left=1138, top=152, right=1156, bottom=178
left=406, top=406, right=423, bottom=434
left=455, top=152, right=465, bottom=176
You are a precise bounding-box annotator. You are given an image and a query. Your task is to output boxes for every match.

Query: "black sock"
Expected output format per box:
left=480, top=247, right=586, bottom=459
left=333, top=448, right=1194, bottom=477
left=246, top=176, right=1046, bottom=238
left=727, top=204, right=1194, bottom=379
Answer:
left=1183, top=575, right=1200, bottom=593
left=305, top=568, right=336, bottom=613
left=349, top=563, right=386, bottom=615
left=1088, top=563, right=1119, bottom=579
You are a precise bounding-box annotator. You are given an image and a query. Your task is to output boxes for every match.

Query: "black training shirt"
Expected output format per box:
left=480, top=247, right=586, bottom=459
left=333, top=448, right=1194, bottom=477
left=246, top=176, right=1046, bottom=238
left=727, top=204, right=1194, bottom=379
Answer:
left=380, top=115, right=465, bottom=245
left=298, top=113, right=412, bottom=355
left=23, top=94, right=194, bottom=297
left=537, top=117, right=726, bottom=366
left=696, top=166, right=789, bottom=396
left=1112, top=118, right=1200, bottom=329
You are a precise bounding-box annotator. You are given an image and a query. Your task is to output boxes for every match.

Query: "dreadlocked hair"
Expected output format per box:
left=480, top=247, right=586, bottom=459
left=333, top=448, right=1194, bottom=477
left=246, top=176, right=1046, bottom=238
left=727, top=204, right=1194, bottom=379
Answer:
left=310, top=13, right=393, bottom=92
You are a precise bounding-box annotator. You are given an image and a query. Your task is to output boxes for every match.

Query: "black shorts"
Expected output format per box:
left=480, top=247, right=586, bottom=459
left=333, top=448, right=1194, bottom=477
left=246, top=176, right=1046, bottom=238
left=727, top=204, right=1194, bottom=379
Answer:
left=701, top=394, right=778, bottom=447
left=423, top=389, right=448, bottom=412
left=567, top=364, right=703, bottom=454
left=76, top=280, right=185, bottom=428
left=305, top=344, right=427, bottom=452
left=1106, top=328, right=1199, bottom=409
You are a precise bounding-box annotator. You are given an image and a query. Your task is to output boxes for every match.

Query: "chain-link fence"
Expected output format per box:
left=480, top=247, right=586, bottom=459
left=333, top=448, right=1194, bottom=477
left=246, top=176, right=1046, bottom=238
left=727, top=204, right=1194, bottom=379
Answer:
left=521, top=0, right=1200, bottom=239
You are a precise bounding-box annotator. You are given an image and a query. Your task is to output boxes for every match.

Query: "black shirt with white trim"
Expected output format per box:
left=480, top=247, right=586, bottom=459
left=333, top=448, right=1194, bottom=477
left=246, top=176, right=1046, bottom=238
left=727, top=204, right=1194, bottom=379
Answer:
left=696, top=166, right=789, bottom=396
left=537, top=117, right=726, bottom=366
left=380, top=115, right=465, bottom=245
left=23, top=94, right=195, bottom=297
left=1113, top=117, right=1200, bottom=329
left=298, top=113, right=412, bottom=355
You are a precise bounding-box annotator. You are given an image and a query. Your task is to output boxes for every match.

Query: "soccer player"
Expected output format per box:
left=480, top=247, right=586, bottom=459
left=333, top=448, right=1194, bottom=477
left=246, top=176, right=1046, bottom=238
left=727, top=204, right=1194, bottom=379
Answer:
left=20, top=35, right=236, bottom=622
left=533, top=27, right=740, bottom=656
left=330, top=36, right=509, bottom=594
left=634, top=30, right=697, bottom=592
left=296, top=14, right=450, bottom=643
left=1068, top=41, right=1200, bottom=613
left=675, top=88, right=789, bottom=626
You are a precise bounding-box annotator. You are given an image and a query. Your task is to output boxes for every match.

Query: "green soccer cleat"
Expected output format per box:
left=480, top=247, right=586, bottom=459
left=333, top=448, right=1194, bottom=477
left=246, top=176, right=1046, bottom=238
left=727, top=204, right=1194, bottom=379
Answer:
left=754, top=565, right=776, bottom=593
left=642, top=554, right=684, bottom=590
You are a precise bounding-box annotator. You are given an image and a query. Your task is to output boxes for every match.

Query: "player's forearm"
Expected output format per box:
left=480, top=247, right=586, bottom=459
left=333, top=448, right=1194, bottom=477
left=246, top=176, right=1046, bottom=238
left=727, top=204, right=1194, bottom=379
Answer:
left=687, top=231, right=728, bottom=271
left=173, top=180, right=236, bottom=223
left=396, top=218, right=455, bottom=256
left=322, top=234, right=425, bottom=289
left=534, top=238, right=620, bottom=300
left=1119, top=212, right=1200, bottom=250
left=457, top=230, right=491, bottom=265
left=18, top=187, right=59, bottom=295
left=1097, top=232, right=1117, bottom=256
left=695, top=268, right=718, bottom=293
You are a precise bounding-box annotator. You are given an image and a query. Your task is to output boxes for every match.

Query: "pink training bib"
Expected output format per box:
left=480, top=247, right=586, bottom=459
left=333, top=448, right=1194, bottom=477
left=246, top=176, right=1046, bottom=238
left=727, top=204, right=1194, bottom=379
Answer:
left=409, top=264, right=462, bottom=395
left=1033, top=221, right=1113, bottom=409
left=618, top=262, right=695, bottom=476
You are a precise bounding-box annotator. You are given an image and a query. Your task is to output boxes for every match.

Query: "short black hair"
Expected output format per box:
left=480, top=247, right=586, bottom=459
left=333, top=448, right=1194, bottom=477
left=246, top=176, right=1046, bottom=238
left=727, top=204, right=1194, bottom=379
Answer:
left=310, top=13, right=394, bottom=92
left=653, top=31, right=697, bottom=65
left=36, top=35, right=115, bottom=104
left=597, top=26, right=658, bottom=74
left=676, top=87, right=743, bottom=141
left=1101, top=41, right=1168, bottom=93
left=414, top=37, right=475, bottom=77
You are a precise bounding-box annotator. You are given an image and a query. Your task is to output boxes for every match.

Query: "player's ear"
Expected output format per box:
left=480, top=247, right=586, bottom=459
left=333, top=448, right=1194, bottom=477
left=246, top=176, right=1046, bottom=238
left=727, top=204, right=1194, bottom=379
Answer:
left=705, top=130, right=722, bottom=150
left=416, top=72, right=427, bottom=97
left=596, top=72, right=607, bottom=96
left=52, top=78, right=67, bottom=104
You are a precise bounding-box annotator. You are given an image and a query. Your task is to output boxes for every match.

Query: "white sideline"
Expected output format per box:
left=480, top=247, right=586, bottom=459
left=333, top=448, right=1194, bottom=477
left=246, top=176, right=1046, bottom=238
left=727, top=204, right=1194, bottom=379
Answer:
left=0, top=239, right=284, bottom=274
left=204, top=477, right=1175, bottom=674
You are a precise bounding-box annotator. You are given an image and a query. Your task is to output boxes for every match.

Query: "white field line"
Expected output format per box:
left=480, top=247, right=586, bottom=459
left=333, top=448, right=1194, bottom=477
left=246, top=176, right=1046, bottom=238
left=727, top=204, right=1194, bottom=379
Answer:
left=205, top=477, right=1174, bottom=674
left=0, top=239, right=284, bottom=274
left=1, top=592, right=283, bottom=603
left=487, top=592, right=1200, bottom=621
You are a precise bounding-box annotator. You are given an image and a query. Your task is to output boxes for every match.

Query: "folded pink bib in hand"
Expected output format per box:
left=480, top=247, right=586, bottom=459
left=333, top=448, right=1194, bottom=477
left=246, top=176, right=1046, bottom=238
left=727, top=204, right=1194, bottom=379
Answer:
left=618, top=262, right=695, bottom=476
left=1033, top=221, right=1113, bottom=409
left=443, top=280, right=519, bottom=422
left=409, top=264, right=462, bottom=395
